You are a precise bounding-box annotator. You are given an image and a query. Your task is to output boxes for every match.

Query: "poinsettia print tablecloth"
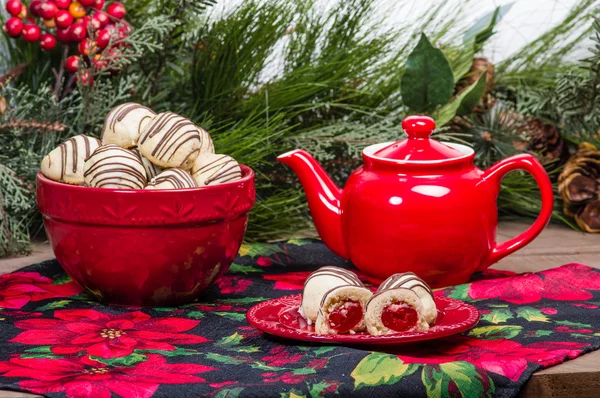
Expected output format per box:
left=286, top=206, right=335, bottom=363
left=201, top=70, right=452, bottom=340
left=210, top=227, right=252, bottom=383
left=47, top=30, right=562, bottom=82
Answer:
left=0, top=239, right=600, bottom=398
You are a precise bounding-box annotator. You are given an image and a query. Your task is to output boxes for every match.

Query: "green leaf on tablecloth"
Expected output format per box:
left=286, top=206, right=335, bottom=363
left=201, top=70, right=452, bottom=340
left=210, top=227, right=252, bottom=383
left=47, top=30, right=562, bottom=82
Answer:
left=24, top=346, right=53, bottom=353
left=228, top=263, right=264, bottom=274
left=292, top=367, right=317, bottom=376
left=214, top=312, right=247, bottom=321
left=237, top=346, right=261, bottom=353
left=250, top=362, right=285, bottom=371
left=51, top=274, right=73, bottom=285
left=351, top=353, right=418, bottom=389
left=21, top=346, right=62, bottom=359
left=516, top=307, right=550, bottom=323
left=487, top=304, right=509, bottom=308
left=481, top=308, right=513, bottom=324
left=238, top=242, right=279, bottom=258
left=447, top=284, right=470, bottom=301
left=91, top=352, right=147, bottom=367
left=313, top=346, right=337, bottom=355
left=468, top=325, right=522, bottom=339
left=36, top=300, right=71, bottom=311
left=284, top=391, right=305, bottom=398
left=555, top=320, right=593, bottom=328
left=219, top=297, right=268, bottom=304
left=401, top=33, right=454, bottom=113
left=214, top=387, right=245, bottom=398
left=216, top=332, right=244, bottom=346
left=205, top=352, right=247, bottom=365
left=153, top=307, right=177, bottom=312
left=286, top=239, right=314, bottom=246
left=139, top=347, right=199, bottom=357
left=309, top=380, right=338, bottom=396
left=526, top=330, right=553, bottom=338
left=422, top=362, right=495, bottom=398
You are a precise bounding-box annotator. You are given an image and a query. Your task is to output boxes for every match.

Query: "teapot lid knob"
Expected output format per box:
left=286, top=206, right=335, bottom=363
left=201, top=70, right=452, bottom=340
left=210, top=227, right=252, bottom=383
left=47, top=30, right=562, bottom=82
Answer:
left=402, top=115, right=435, bottom=139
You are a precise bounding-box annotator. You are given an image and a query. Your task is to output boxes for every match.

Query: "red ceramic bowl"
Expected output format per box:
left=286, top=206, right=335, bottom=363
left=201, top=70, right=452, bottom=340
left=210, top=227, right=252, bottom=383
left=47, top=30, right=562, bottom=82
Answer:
left=36, top=165, right=255, bottom=306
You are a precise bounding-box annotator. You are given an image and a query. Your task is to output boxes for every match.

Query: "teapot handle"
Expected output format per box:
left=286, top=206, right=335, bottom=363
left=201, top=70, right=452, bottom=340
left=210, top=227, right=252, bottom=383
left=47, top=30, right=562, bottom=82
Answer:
left=479, top=154, right=554, bottom=271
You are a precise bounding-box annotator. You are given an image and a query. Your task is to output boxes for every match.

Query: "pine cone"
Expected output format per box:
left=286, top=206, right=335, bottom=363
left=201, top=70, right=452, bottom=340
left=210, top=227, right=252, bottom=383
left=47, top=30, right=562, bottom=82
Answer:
left=558, top=143, right=600, bottom=233
left=517, top=118, right=570, bottom=170
left=455, top=57, right=496, bottom=112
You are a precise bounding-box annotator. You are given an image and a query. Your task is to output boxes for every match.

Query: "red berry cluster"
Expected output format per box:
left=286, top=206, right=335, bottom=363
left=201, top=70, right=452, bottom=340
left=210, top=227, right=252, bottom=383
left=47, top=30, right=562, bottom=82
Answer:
left=3, top=1, right=129, bottom=84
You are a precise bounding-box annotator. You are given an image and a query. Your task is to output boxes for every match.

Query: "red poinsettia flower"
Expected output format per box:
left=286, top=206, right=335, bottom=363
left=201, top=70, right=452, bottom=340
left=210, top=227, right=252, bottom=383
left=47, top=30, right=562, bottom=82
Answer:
left=400, top=337, right=586, bottom=381
left=261, top=346, right=303, bottom=367
left=215, top=275, right=252, bottom=294
left=262, top=272, right=311, bottom=290
left=0, top=272, right=82, bottom=309
left=0, top=354, right=215, bottom=398
left=10, top=309, right=208, bottom=358
left=468, top=264, right=600, bottom=304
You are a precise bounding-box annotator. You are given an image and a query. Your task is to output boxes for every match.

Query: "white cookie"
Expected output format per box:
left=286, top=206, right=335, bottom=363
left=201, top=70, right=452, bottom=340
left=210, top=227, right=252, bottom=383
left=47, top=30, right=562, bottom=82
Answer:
left=145, top=168, right=196, bottom=190
left=101, top=102, right=155, bottom=148
left=84, top=144, right=147, bottom=189
left=40, top=135, right=102, bottom=185
left=301, top=266, right=364, bottom=323
left=138, top=112, right=209, bottom=170
left=191, top=153, right=242, bottom=186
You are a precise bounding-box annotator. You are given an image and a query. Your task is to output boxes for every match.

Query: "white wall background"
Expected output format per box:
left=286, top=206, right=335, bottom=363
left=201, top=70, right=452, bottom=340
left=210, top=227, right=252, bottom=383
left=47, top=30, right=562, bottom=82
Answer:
left=213, top=0, right=585, bottom=63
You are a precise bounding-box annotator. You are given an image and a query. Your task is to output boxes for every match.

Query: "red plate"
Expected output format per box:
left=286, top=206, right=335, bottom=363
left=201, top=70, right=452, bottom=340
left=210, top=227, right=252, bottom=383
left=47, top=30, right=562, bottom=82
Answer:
left=247, top=294, right=479, bottom=345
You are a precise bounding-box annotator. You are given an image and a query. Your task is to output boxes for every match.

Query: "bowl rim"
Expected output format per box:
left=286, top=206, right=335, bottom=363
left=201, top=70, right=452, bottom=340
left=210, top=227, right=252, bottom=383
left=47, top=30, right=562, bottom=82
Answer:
left=37, top=164, right=254, bottom=193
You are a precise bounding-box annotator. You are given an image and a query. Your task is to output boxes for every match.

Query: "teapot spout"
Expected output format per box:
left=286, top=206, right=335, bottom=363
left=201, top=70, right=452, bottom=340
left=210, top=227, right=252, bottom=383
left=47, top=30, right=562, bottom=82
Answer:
left=277, top=149, right=348, bottom=259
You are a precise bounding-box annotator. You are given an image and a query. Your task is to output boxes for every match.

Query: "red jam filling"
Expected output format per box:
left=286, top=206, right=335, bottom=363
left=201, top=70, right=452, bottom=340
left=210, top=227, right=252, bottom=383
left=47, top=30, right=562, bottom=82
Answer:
left=381, top=303, right=418, bottom=332
left=327, top=301, right=363, bottom=333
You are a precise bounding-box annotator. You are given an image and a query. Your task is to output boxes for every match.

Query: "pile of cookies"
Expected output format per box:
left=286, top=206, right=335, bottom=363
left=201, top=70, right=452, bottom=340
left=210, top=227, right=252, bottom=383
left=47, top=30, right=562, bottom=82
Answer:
left=301, top=267, right=437, bottom=335
left=40, top=102, right=243, bottom=189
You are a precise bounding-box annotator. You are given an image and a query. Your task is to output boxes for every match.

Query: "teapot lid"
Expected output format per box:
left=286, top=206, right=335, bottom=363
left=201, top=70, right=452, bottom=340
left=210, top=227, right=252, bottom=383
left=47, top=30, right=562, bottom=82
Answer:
left=374, top=116, right=464, bottom=161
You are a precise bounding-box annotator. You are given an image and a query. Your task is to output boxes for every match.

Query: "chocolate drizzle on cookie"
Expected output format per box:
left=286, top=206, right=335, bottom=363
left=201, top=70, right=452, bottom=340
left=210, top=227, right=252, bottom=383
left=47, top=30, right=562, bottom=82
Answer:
left=58, top=135, right=102, bottom=181
left=150, top=169, right=196, bottom=189
left=84, top=145, right=147, bottom=189
left=304, top=266, right=364, bottom=288
left=138, top=112, right=201, bottom=167
left=367, top=272, right=433, bottom=307
left=101, top=102, right=155, bottom=140
left=192, top=154, right=242, bottom=185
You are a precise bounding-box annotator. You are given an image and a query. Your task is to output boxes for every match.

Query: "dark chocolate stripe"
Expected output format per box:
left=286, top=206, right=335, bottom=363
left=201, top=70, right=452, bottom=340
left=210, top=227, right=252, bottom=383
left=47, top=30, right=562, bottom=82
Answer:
left=103, top=103, right=155, bottom=139
left=304, top=266, right=363, bottom=287
left=377, top=272, right=433, bottom=297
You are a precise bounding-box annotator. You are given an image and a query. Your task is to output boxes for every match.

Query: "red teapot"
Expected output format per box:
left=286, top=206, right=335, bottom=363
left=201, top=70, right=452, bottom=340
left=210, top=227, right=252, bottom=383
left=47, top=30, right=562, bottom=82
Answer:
left=278, top=116, right=554, bottom=287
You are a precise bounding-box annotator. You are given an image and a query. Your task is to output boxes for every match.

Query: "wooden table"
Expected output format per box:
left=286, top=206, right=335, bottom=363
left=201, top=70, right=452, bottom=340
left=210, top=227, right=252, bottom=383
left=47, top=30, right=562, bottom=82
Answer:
left=0, top=222, right=598, bottom=398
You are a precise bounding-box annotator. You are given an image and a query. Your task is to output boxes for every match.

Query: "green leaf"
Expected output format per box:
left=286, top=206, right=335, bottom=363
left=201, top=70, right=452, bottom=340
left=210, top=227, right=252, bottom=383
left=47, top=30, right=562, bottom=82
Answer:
left=516, top=307, right=550, bottom=323
left=219, top=297, right=268, bottom=304
left=313, top=346, right=337, bottom=355
left=238, top=242, right=279, bottom=258
left=237, top=346, right=261, bottom=353
left=187, top=311, right=205, bottom=319
left=36, top=300, right=71, bottom=311
left=447, top=284, right=470, bottom=301
left=464, top=4, right=514, bottom=51
left=351, top=353, right=418, bottom=389
left=292, top=367, right=316, bottom=376
left=481, top=308, right=513, bottom=324
left=228, top=263, right=264, bottom=274
left=401, top=33, right=454, bottom=113
left=469, top=325, right=522, bottom=339
left=91, top=352, right=147, bottom=367
left=451, top=43, right=475, bottom=83
left=205, top=352, right=247, bottom=365
left=139, top=347, right=199, bottom=357
left=309, top=380, right=338, bottom=396
left=286, top=239, right=314, bottom=246
left=432, top=74, right=486, bottom=126
left=214, top=312, right=247, bottom=321
left=216, top=332, right=244, bottom=346
left=422, top=362, right=495, bottom=398
left=24, top=346, right=53, bottom=353
left=555, top=320, right=593, bottom=328
left=528, top=330, right=553, bottom=338
left=250, top=362, right=285, bottom=371
left=52, top=274, right=73, bottom=285
left=457, top=73, right=487, bottom=114
left=214, top=387, right=245, bottom=398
